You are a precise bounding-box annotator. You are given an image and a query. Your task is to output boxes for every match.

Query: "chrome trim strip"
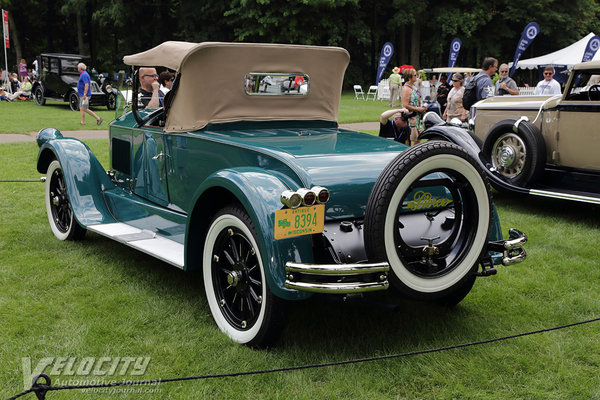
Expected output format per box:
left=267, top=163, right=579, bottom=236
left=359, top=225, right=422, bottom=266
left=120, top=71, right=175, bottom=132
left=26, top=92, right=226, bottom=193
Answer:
left=285, top=261, right=389, bottom=275
left=530, top=189, right=600, bottom=205
left=285, top=280, right=389, bottom=294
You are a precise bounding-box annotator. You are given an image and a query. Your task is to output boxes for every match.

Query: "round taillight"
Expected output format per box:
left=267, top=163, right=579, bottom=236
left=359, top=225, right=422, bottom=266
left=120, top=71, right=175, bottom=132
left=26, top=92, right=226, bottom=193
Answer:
left=312, top=186, right=330, bottom=203
left=280, top=190, right=302, bottom=208
left=297, top=188, right=316, bottom=206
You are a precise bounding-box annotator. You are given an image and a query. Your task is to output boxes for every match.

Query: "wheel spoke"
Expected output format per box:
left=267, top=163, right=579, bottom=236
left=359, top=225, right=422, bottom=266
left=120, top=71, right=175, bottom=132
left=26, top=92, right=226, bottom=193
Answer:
left=223, top=249, right=236, bottom=266
left=245, top=295, right=255, bottom=316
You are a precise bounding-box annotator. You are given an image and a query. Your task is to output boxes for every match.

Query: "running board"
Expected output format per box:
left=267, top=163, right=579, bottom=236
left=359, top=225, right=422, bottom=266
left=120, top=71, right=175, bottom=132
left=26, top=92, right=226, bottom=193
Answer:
left=87, top=223, right=184, bottom=269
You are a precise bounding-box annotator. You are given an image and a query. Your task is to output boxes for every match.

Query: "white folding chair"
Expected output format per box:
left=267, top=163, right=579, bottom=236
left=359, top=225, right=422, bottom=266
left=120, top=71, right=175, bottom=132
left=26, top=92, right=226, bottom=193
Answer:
left=366, top=85, right=378, bottom=100
left=353, top=85, right=365, bottom=100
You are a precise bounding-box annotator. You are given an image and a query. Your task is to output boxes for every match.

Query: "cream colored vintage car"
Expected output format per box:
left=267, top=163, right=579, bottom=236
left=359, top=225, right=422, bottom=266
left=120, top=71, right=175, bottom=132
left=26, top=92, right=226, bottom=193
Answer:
left=422, top=60, right=600, bottom=205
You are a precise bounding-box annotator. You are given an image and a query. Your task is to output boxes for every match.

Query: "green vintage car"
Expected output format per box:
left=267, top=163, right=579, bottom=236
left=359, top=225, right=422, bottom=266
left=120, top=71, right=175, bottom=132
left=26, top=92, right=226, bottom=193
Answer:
left=36, top=42, right=527, bottom=347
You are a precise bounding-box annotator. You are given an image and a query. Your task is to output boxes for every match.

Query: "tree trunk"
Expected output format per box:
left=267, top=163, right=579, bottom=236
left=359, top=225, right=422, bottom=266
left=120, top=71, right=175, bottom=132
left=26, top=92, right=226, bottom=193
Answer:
left=77, top=12, right=85, bottom=55
left=410, top=14, right=421, bottom=69
left=7, top=11, right=21, bottom=71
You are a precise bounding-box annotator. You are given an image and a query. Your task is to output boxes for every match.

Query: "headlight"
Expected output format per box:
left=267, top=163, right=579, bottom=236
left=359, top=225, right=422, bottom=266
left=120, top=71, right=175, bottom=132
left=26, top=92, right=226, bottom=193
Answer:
left=105, top=84, right=113, bottom=92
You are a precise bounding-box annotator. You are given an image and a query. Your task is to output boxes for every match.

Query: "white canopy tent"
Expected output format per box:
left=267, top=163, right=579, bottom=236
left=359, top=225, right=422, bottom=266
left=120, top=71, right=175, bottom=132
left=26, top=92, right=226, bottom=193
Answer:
left=511, top=32, right=600, bottom=70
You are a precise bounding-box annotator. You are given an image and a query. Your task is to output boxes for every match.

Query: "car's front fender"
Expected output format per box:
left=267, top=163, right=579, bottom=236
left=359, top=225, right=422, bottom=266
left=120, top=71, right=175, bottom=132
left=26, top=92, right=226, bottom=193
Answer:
left=36, top=128, right=116, bottom=227
left=421, top=125, right=529, bottom=195
left=186, top=167, right=313, bottom=301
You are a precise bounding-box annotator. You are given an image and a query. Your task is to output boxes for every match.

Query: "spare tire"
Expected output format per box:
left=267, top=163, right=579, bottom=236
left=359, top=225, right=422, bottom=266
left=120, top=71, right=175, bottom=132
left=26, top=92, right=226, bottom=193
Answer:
left=482, top=119, right=545, bottom=188
left=364, top=141, right=492, bottom=305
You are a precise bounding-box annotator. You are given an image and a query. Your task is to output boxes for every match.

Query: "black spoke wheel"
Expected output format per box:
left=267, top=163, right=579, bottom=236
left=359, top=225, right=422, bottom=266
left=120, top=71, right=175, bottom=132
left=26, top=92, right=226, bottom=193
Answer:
left=45, top=160, right=86, bottom=241
left=107, top=92, right=116, bottom=110
left=69, top=92, right=79, bottom=111
left=34, top=86, right=46, bottom=106
left=203, top=206, right=284, bottom=347
left=365, top=142, right=492, bottom=305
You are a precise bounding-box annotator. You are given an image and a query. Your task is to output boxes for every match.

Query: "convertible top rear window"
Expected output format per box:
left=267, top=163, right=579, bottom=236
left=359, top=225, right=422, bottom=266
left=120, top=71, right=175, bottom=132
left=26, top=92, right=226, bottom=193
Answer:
left=244, top=73, right=309, bottom=96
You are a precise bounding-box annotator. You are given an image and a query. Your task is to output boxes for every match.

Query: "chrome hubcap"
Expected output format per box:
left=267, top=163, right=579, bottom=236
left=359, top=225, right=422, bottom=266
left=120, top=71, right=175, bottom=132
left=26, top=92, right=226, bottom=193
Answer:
left=497, top=145, right=516, bottom=168
left=227, top=270, right=242, bottom=287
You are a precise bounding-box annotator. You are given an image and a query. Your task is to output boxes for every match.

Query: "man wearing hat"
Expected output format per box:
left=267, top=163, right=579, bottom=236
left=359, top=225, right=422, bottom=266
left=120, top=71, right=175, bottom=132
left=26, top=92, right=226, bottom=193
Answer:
left=388, top=67, right=402, bottom=107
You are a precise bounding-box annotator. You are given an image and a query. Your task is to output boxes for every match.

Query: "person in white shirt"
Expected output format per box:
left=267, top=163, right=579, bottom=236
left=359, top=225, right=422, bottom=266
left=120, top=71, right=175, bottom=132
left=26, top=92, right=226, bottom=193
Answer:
left=534, top=66, right=561, bottom=95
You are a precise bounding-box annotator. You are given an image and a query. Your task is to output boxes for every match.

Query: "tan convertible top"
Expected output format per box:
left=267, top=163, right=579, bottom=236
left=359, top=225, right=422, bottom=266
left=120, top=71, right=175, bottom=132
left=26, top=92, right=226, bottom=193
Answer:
left=123, top=41, right=350, bottom=132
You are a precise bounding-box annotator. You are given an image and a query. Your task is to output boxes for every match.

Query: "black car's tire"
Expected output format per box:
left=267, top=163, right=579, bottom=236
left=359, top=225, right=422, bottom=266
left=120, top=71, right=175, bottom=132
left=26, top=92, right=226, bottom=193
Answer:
left=69, top=92, right=80, bottom=111
left=203, top=206, right=285, bottom=347
left=482, top=119, right=545, bottom=188
left=107, top=92, right=117, bottom=110
left=34, top=86, right=46, bottom=106
left=364, top=141, right=492, bottom=305
left=45, top=160, right=86, bottom=241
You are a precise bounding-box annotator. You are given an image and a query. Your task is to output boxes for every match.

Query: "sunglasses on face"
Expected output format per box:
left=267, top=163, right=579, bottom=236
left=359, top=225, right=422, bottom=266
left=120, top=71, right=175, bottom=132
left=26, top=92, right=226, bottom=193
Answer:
left=143, top=74, right=159, bottom=79
left=452, top=79, right=459, bottom=82
left=500, top=70, right=508, bottom=73
left=544, top=72, right=553, bottom=76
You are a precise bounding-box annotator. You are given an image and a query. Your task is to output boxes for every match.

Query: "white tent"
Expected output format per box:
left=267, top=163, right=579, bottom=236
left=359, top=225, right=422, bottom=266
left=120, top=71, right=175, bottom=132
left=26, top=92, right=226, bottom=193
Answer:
left=512, top=32, right=600, bottom=70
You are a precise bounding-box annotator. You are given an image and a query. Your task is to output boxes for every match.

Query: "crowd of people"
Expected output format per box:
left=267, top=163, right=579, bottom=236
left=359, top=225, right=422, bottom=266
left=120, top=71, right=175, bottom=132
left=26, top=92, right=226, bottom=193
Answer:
left=1, top=58, right=38, bottom=102
left=379, top=57, right=566, bottom=146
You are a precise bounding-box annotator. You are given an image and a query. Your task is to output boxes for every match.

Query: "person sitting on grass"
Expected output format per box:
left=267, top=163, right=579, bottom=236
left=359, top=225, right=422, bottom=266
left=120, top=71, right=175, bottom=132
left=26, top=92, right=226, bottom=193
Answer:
left=7, top=76, right=32, bottom=101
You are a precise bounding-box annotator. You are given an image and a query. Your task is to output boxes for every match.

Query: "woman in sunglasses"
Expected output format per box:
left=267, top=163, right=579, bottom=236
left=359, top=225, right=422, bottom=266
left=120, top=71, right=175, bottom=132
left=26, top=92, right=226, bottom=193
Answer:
left=401, top=67, right=427, bottom=145
left=443, top=73, right=467, bottom=123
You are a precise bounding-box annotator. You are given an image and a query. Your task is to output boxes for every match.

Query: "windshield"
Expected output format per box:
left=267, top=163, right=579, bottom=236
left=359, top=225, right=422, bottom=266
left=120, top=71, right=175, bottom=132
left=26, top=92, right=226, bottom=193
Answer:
left=565, top=70, right=600, bottom=100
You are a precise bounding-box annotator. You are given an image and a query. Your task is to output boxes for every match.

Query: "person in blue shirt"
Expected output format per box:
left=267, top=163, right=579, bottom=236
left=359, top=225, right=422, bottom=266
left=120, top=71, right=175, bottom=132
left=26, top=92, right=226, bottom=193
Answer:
left=77, top=63, right=102, bottom=126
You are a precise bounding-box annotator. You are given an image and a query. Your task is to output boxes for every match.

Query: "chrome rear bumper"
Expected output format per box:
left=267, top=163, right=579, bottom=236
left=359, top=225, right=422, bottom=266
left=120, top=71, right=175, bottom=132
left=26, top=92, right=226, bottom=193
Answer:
left=285, top=262, right=389, bottom=294
left=488, top=228, right=528, bottom=265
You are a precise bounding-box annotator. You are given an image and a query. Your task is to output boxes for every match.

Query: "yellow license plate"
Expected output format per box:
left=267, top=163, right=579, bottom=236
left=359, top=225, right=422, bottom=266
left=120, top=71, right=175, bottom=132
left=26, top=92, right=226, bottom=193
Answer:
left=274, top=204, right=325, bottom=240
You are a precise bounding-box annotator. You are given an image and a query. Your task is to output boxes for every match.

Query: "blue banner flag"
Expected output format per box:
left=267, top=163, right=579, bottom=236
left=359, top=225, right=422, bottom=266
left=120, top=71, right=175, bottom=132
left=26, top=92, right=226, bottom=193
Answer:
left=376, top=42, right=394, bottom=84
left=447, top=38, right=462, bottom=80
left=510, top=22, right=540, bottom=77
left=448, top=38, right=462, bottom=68
left=582, top=35, right=600, bottom=62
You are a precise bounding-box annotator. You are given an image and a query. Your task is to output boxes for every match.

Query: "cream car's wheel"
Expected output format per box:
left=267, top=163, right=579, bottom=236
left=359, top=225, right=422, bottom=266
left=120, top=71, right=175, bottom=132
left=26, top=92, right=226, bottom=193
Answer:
left=365, top=142, right=492, bottom=305
left=45, top=160, right=86, bottom=241
left=203, top=206, right=284, bottom=347
left=483, top=119, right=545, bottom=188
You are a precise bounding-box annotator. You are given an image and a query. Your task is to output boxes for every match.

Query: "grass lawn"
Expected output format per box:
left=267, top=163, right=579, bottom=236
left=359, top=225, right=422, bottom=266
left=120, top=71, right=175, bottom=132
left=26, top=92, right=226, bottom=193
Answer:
left=1, top=98, right=600, bottom=399
left=0, top=100, right=119, bottom=135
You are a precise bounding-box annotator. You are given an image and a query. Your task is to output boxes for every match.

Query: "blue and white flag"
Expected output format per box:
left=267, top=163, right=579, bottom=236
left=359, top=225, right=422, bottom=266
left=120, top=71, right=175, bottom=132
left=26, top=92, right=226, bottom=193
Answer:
left=448, top=38, right=462, bottom=68
left=510, top=22, right=540, bottom=77
left=582, top=35, right=600, bottom=63
left=376, top=42, right=394, bottom=84
left=447, top=38, right=462, bottom=80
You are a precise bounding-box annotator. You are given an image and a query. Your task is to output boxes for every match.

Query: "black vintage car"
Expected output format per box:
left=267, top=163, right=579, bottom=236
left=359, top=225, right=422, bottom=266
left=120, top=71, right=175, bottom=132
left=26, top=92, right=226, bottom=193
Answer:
left=32, top=53, right=117, bottom=111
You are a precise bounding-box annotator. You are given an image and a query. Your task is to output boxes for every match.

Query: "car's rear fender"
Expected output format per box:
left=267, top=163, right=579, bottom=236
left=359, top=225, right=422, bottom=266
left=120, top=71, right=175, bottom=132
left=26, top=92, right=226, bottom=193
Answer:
left=186, top=167, right=313, bottom=300
left=36, top=128, right=116, bottom=227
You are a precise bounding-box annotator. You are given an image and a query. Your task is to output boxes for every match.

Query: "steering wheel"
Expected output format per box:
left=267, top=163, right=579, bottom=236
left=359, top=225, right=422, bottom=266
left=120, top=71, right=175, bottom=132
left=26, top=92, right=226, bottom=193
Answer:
left=587, top=84, right=600, bottom=101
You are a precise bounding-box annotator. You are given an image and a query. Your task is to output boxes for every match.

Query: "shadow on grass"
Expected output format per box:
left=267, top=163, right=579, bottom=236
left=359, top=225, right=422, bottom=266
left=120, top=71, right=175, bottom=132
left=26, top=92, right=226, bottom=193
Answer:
left=492, top=190, right=600, bottom=228
left=82, top=230, right=489, bottom=357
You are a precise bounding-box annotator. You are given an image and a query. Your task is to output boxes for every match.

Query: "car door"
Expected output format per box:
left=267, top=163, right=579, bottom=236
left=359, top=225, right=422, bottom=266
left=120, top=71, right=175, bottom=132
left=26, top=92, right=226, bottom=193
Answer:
left=555, top=70, right=600, bottom=171
left=145, top=131, right=170, bottom=206
left=44, top=57, right=62, bottom=97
